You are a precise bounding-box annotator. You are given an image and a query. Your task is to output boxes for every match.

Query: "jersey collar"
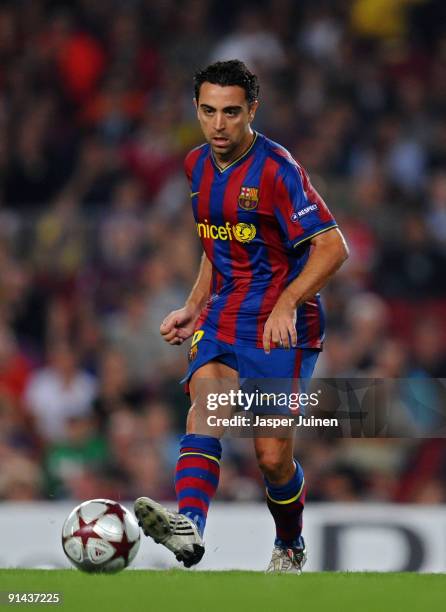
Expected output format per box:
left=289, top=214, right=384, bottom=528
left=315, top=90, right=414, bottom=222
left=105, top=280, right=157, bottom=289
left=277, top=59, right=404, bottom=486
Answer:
left=210, top=131, right=260, bottom=173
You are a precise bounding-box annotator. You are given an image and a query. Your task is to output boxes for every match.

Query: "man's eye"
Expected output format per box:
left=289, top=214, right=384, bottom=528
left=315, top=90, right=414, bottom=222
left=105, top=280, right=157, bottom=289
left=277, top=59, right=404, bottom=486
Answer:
left=226, top=110, right=237, bottom=117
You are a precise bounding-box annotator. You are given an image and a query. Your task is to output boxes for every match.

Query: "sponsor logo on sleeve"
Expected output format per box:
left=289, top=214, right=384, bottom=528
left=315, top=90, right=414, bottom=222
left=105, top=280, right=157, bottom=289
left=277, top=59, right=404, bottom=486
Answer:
left=291, top=204, right=318, bottom=222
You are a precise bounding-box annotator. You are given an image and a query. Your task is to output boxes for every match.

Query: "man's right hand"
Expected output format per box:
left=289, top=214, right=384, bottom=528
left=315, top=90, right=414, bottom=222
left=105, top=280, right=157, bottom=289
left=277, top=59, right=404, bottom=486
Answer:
left=160, top=305, right=200, bottom=345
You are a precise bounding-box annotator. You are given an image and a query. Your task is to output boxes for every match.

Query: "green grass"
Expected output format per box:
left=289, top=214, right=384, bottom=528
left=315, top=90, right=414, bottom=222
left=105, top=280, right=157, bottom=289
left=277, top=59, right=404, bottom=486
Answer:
left=0, top=570, right=444, bottom=612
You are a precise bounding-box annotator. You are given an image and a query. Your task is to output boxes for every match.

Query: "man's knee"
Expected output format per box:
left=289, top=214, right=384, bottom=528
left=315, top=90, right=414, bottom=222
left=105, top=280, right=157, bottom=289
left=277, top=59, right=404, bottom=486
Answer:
left=186, top=403, right=225, bottom=438
left=186, top=403, right=206, bottom=433
left=256, top=450, right=290, bottom=482
left=186, top=405, right=195, bottom=432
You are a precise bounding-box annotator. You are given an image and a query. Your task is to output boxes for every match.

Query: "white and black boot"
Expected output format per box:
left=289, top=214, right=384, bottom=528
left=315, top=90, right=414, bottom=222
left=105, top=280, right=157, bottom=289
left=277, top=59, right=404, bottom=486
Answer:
left=134, top=497, right=205, bottom=568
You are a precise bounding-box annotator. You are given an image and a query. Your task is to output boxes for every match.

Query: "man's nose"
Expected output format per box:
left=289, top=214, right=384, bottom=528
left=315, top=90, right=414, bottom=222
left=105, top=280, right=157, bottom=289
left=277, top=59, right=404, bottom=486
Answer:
left=213, top=112, right=225, bottom=131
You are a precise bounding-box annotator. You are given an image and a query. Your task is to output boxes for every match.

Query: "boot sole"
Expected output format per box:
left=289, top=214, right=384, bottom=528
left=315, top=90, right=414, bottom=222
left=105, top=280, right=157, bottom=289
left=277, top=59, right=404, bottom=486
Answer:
left=134, top=497, right=171, bottom=543
left=134, top=497, right=205, bottom=568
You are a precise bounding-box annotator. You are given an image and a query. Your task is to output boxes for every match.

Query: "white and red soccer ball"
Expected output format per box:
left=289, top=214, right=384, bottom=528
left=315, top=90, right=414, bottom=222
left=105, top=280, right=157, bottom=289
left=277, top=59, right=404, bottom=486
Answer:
left=62, top=499, right=140, bottom=573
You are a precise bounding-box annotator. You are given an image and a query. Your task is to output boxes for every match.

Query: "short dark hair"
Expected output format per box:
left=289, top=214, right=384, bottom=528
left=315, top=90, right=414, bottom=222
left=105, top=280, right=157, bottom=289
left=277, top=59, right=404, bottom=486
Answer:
left=194, top=60, right=259, bottom=105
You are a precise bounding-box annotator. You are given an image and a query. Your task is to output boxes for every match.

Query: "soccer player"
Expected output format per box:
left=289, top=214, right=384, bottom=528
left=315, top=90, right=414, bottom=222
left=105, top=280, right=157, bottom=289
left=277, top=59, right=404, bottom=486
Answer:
left=135, top=60, right=348, bottom=572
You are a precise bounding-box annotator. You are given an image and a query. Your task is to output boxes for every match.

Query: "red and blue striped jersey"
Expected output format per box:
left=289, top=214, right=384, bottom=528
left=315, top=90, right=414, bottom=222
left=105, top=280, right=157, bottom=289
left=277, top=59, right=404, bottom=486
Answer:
left=184, top=132, right=338, bottom=349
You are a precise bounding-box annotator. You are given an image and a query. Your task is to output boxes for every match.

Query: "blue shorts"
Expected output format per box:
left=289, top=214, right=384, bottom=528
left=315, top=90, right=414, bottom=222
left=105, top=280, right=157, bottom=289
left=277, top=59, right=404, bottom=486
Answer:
left=182, top=329, right=320, bottom=414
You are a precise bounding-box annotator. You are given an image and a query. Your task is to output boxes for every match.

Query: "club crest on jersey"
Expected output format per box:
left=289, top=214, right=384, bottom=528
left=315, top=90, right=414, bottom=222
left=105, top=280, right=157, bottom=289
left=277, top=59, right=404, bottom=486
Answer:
left=238, top=186, right=259, bottom=210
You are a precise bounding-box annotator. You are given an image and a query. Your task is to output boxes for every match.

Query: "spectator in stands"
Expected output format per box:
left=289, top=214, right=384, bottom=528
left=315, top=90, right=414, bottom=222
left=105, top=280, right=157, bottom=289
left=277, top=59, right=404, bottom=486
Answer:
left=24, top=342, right=97, bottom=442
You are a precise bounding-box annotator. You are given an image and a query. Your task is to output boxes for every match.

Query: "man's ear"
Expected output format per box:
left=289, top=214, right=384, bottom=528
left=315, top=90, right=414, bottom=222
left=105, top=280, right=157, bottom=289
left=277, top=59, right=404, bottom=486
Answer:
left=193, top=97, right=199, bottom=119
left=248, top=100, right=259, bottom=122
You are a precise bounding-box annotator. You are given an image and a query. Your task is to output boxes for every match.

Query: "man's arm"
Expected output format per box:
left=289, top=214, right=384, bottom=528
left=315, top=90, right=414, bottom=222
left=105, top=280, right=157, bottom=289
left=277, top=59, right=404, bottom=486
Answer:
left=161, top=252, right=212, bottom=345
left=263, top=227, right=349, bottom=352
left=184, top=251, right=212, bottom=314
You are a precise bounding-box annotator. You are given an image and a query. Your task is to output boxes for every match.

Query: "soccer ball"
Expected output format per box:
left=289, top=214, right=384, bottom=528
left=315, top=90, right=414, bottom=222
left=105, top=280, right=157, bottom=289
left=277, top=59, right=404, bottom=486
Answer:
left=62, top=499, right=140, bottom=573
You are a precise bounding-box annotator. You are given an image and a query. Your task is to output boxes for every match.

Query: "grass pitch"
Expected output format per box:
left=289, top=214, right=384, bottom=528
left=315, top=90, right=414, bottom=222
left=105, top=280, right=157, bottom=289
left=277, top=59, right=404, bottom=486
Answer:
left=0, top=570, right=444, bottom=612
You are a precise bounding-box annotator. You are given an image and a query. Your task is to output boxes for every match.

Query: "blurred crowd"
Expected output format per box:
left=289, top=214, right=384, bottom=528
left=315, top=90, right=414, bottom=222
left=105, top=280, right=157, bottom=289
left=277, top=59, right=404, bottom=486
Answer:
left=1, top=0, right=446, bottom=505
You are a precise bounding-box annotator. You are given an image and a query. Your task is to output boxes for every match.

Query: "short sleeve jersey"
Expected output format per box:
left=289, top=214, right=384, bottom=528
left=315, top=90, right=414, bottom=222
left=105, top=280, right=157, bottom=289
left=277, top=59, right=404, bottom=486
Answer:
left=184, top=132, right=338, bottom=349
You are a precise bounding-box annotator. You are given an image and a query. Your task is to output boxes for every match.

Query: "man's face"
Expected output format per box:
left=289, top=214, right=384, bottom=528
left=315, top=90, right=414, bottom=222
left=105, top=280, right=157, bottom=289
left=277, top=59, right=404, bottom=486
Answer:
left=195, top=82, right=258, bottom=160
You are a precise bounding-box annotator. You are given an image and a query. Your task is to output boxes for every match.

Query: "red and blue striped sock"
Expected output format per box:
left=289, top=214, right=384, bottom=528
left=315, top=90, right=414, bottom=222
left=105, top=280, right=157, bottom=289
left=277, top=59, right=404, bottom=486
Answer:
left=265, top=461, right=305, bottom=548
left=175, top=433, right=222, bottom=537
